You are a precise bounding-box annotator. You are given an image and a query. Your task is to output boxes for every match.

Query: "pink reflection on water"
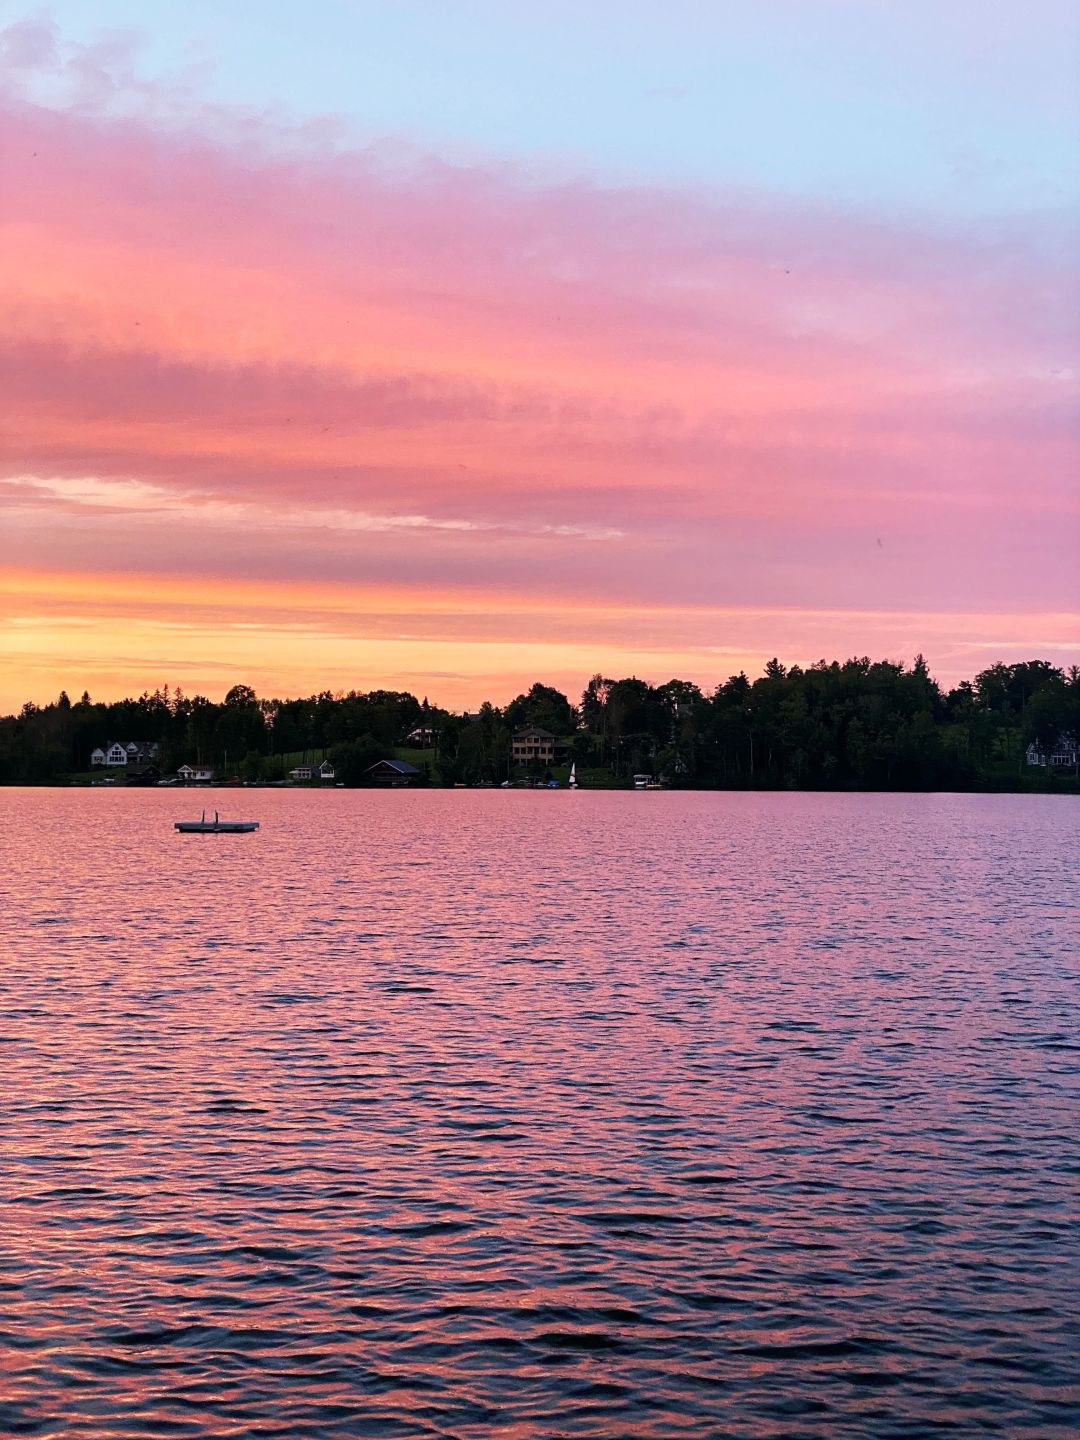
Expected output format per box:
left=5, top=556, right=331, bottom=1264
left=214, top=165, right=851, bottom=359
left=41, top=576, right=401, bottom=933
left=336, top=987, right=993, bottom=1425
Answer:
left=1, top=789, right=1077, bottom=1436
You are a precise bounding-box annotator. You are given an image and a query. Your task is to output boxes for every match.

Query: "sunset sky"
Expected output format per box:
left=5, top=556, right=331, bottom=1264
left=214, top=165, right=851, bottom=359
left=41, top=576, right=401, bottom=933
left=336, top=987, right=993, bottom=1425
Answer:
left=2, top=1, right=1078, bottom=711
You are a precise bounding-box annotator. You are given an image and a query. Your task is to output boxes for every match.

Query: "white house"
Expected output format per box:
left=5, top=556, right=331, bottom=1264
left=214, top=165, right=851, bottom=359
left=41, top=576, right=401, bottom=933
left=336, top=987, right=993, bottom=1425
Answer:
left=178, top=764, right=214, bottom=783
left=1025, top=733, right=1079, bottom=768
left=91, top=740, right=162, bottom=767
left=289, top=760, right=336, bottom=782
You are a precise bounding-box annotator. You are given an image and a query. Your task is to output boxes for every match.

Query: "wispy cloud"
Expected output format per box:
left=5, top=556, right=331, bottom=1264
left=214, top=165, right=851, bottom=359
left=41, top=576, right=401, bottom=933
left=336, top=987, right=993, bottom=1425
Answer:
left=1, top=18, right=1077, bottom=705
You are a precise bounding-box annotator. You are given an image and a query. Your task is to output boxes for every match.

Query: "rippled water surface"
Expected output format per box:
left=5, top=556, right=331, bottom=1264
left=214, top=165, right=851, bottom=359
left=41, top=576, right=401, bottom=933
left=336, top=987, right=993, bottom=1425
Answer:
left=2, top=788, right=1078, bottom=1437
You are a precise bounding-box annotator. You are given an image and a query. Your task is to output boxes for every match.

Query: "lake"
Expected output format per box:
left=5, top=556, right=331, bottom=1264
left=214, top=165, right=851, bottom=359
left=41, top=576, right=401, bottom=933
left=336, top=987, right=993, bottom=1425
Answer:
left=2, top=788, right=1077, bottom=1437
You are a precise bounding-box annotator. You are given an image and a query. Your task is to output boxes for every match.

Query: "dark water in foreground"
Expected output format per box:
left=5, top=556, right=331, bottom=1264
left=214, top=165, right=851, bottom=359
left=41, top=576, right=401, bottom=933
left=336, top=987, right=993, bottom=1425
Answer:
left=1, top=788, right=1078, bottom=1438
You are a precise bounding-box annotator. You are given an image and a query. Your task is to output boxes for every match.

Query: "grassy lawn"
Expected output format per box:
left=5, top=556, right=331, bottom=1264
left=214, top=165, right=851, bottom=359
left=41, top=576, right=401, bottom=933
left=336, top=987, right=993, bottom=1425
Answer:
left=977, top=760, right=1079, bottom=792
left=392, top=746, right=435, bottom=766
left=271, top=748, right=330, bottom=768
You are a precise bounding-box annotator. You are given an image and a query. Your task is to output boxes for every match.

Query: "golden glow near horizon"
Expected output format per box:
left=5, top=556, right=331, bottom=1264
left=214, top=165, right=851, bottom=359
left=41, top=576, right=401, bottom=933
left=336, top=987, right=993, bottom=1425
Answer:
left=3, top=567, right=1077, bottom=711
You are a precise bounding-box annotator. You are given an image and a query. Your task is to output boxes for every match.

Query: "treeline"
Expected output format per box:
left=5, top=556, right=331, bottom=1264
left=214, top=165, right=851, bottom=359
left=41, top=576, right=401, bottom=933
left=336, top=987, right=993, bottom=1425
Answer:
left=1, top=658, right=1078, bottom=789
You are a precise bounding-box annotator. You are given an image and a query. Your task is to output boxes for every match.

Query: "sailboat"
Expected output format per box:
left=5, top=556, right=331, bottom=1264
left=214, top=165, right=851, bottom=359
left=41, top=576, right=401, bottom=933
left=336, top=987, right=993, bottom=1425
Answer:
left=568, top=762, right=578, bottom=789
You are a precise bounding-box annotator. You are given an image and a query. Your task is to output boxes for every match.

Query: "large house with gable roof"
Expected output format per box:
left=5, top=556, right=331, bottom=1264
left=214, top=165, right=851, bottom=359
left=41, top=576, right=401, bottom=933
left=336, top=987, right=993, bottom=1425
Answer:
left=90, top=740, right=162, bottom=768
left=1025, top=733, right=1079, bottom=769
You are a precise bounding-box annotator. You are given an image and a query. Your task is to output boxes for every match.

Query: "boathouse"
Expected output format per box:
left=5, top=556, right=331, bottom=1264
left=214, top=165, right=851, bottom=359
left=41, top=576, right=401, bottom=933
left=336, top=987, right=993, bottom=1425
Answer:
left=364, top=759, right=421, bottom=786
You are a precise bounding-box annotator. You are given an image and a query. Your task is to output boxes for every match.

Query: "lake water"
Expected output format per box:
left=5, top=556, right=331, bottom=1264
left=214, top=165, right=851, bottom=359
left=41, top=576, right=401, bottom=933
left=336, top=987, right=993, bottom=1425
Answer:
left=2, top=788, right=1078, bottom=1437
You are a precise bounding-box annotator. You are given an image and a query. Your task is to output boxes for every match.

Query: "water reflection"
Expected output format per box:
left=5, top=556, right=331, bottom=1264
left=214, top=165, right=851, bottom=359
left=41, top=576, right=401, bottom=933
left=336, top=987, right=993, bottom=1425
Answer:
left=2, top=789, right=1077, bottom=1436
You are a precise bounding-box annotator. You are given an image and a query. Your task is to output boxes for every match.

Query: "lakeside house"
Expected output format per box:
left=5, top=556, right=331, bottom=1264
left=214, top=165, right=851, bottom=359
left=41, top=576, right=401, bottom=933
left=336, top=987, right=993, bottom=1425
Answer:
left=91, top=740, right=161, bottom=767
left=405, top=725, right=437, bottom=748
left=365, top=759, right=421, bottom=786
left=289, top=760, right=336, bottom=782
left=1025, top=733, right=1079, bottom=768
left=177, top=764, right=214, bottom=783
left=511, top=727, right=557, bottom=765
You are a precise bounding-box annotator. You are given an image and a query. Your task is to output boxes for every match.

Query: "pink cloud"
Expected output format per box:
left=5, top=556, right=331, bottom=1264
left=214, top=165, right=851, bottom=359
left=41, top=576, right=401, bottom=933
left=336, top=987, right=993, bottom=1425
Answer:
left=0, top=18, right=60, bottom=70
left=0, top=46, right=1077, bottom=702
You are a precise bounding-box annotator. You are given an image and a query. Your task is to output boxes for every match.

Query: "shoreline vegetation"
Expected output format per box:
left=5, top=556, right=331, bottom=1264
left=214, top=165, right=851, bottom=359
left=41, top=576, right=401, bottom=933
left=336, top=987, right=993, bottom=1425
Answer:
left=3, top=657, right=1078, bottom=793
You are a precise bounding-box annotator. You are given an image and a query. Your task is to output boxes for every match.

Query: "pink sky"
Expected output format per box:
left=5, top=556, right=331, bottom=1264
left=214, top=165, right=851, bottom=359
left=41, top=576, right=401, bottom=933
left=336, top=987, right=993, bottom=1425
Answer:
left=1, top=14, right=1077, bottom=709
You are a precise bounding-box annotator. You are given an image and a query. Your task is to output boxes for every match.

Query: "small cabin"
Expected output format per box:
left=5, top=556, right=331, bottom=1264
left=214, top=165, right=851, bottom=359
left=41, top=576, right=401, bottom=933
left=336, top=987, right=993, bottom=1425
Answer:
left=178, top=764, right=214, bottom=783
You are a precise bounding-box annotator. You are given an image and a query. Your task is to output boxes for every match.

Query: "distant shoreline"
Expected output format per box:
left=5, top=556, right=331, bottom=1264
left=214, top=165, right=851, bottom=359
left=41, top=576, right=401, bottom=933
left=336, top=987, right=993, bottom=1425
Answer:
left=5, top=660, right=1078, bottom=793
left=10, top=778, right=1078, bottom=797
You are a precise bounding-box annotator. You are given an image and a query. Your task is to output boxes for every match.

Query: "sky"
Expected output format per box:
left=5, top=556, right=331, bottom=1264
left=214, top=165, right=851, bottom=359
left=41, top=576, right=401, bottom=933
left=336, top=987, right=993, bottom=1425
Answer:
left=1, top=1, right=1078, bottom=710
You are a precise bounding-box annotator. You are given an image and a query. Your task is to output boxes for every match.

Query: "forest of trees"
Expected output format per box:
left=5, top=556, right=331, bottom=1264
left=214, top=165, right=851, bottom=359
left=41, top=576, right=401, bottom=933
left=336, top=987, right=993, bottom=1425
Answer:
left=1, top=658, right=1078, bottom=790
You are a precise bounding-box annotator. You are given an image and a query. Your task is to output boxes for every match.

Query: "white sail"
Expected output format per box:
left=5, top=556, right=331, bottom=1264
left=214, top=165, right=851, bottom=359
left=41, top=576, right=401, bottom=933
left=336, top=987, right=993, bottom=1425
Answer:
left=569, top=762, right=577, bottom=788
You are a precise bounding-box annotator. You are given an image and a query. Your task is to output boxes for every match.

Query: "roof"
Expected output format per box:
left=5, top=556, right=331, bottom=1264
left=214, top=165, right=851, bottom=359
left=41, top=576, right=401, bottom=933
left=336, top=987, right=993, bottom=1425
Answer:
left=513, top=727, right=555, bottom=739
left=366, top=758, right=421, bottom=775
